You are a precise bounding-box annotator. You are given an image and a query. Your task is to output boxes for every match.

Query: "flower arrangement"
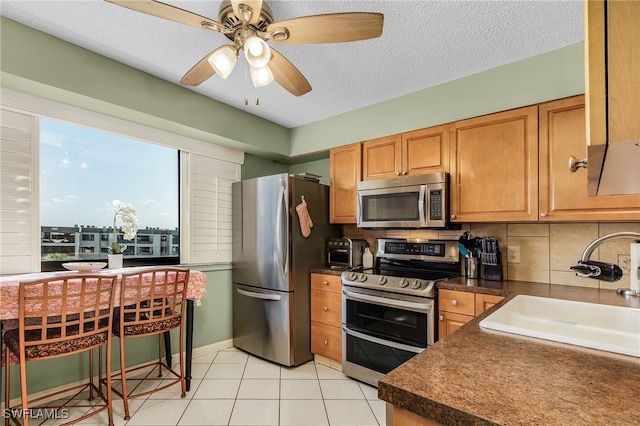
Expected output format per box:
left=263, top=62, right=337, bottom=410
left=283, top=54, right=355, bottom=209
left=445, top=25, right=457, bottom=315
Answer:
left=110, top=200, right=138, bottom=254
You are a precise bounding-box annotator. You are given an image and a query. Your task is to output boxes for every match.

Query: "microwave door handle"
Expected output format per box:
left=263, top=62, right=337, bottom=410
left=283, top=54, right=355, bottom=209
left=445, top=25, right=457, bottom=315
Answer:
left=418, top=185, right=426, bottom=227
left=343, top=326, right=424, bottom=354
left=356, top=193, right=363, bottom=227
left=343, top=289, right=433, bottom=312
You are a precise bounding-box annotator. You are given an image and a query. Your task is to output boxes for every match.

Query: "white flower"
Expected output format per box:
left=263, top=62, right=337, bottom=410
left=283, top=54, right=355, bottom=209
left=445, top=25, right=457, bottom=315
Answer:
left=111, top=200, right=138, bottom=254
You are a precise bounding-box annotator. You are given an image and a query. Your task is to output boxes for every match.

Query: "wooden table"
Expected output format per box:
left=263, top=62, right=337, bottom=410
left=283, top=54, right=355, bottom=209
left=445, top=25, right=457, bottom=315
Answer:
left=0, top=266, right=207, bottom=391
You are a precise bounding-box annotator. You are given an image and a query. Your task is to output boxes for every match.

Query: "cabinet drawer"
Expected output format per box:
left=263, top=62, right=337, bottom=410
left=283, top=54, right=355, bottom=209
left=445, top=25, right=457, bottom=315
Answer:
left=438, top=289, right=475, bottom=316
left=311, top=322, right=342, bottom=362
left=311, top=273, right=342, bottom=293
left=311, top=289, right=342, bottom=327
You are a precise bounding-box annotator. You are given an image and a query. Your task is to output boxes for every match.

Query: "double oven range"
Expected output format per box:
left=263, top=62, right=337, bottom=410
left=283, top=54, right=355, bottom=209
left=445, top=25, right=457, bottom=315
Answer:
left=341, top=238, right=460, bottom=387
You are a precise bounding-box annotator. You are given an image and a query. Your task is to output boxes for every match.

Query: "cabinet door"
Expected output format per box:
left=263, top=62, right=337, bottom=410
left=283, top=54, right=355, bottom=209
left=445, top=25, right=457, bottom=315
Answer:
left=450, top=106, right=539, bottom=222
left=586, top=0, right=640, bottom=149
left=475, top=294, right=504, bottom=316
left=402, top=125, right=450, bottom=175
left=539, top=96, right=640, bottom=221
left=330, top=143, right=362, bottom=223
left=362, top=134, right=402, bottom=180
left=438, top=311, right=472, bottom=340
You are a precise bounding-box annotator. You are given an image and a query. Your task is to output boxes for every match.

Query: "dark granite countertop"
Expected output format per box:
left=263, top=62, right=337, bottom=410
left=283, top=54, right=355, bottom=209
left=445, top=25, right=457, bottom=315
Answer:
left=378, top=279, right=640, bottom=425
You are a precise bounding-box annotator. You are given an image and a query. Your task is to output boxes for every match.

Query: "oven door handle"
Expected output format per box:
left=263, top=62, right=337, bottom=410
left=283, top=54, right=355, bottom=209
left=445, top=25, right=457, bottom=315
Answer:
left=343, top=326, right=425, bottom=354
left=343, top=289, right=433, bottom=312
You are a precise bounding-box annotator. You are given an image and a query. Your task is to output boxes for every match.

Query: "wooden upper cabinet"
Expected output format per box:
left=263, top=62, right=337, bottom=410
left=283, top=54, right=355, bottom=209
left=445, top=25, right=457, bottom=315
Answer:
left=362, top=125, right=450, bottom=180
left=403, top=125, right=450, bottom=176
left=586, top=0, right=640, bottom=148
left=329, top=142, right=362, bottom=224
left=449, top=106, right=539, bottom=222
left=362, top=134, right=402, bottom=180
left=539, top=95, right=640, bottom=221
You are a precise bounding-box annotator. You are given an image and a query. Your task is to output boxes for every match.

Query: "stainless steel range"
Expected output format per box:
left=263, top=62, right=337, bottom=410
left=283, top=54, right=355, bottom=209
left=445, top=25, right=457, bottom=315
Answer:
left=341, top=238, right=460, bottom=387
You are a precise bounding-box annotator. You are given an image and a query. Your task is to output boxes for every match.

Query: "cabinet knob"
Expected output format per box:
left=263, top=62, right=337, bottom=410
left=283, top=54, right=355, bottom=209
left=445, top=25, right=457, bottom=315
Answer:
left=322, top=281, right=329, bottom=286
left=540, top=212, right=548, bottom=218
left=395, top=172, right=401, bottom=176
left=402, top=171, right=408, bottom=175
left=438, top=315, right=444, bottom=321
left=568, top=155, right=588, bottom=173
left=323, top=339, right=329, bottom=345
left=323, top=306, right=329, bottom=312
left=450, top=214, right=456, bottom=220
left=451, top=299, right=458, bottom=306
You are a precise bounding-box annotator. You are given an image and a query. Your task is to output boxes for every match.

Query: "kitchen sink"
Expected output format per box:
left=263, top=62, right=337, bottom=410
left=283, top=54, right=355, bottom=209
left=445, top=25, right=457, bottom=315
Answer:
left=479, top=295, right=640, bottom=358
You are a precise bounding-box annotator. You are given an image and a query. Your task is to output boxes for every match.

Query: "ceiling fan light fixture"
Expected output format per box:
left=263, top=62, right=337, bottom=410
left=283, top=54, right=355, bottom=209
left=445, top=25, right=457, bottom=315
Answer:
left=208, top=46, right=238, bottom=79
left=244, top=36, right=271, bottom=68
left=250, top=65, right=274, bottom=88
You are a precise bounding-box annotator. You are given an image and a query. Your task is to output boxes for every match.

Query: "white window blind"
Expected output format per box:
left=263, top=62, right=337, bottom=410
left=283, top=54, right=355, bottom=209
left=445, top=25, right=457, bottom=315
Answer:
left=0, top=108, right=40, bottom=274
left=182, top=152, right=239, bottom=264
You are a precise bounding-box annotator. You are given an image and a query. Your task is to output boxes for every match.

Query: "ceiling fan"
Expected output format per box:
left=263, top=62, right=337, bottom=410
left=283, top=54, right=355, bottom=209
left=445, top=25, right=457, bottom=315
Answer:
left=105, top=0, right=384, bottom=96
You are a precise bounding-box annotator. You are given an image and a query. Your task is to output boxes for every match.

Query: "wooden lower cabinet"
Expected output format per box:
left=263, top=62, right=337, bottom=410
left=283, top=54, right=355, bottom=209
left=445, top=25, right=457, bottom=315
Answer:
left=475, top=293, right=505, bottom=315
left=438, top=289, right=504, bottom=340
left=393, top=406, right=443, bottom=426
left=438, top=311, right=473, bottom=339
left=310, top=273, right=342, bottom=362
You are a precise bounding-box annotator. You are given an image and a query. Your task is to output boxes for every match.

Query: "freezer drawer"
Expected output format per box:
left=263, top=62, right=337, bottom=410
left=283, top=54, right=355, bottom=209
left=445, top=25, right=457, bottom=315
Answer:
left=233, top=283, right=303, bottom=366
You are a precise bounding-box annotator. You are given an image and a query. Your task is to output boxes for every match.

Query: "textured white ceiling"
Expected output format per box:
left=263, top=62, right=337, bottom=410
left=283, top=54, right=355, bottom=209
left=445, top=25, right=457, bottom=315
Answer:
left=1, top=0, right=584, bottom=129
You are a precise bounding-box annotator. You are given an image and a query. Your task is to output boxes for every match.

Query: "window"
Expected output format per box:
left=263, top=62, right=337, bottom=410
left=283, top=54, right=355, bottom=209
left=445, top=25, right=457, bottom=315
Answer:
left=1, top=90, right=243, bottom=274
left=39, top=118, right=180, bottom=268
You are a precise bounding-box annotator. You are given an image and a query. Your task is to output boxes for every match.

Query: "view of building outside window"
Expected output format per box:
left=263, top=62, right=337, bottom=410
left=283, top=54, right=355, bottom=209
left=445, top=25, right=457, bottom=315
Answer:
left=40, top=118, right=179, bottom=264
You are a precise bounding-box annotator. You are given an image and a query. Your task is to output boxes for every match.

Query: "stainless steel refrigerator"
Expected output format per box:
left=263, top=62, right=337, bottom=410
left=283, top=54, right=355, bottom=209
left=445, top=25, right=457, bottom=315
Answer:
left=232, top=173, right=339, bottom=366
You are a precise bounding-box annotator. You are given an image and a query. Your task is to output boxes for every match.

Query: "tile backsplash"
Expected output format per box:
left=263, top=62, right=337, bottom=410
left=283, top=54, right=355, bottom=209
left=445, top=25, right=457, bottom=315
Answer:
left=342, top=221, right=640, bottom=291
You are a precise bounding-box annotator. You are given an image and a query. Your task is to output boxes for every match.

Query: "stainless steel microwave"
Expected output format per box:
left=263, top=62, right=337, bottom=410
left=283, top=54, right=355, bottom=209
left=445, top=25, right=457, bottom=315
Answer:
left=356, top=173, right=449, bottom=228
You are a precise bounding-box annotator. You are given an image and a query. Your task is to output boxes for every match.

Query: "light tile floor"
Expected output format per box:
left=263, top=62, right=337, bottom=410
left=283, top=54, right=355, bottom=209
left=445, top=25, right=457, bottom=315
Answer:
left=76, top=347, right=386, bottom=426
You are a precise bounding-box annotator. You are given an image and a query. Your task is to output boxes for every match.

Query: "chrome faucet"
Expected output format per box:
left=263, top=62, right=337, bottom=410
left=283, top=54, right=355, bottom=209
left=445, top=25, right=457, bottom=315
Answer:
left=571, top=231, right=640, bottom=296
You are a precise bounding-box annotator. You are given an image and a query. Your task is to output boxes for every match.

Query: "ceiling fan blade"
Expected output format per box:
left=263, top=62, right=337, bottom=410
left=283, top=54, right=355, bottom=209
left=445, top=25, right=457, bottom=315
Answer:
left=269, top=48, right=311, bottom=97
left=231, top=0, right=264, bottom=24
left=180, top=51, right=217, bottom=86
left=267, top=12, right=383, bottom=44
left=105, top=0, right=225, bottom=32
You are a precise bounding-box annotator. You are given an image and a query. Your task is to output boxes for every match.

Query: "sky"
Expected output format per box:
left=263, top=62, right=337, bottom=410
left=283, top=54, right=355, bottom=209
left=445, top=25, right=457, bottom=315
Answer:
left=40, top=118, right=179, bottom=230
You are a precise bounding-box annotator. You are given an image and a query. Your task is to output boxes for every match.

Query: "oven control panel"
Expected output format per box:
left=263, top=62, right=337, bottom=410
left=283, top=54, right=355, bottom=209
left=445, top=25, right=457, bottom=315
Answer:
left=341, top=271, right=435, bottom=297
left=376, top=238, right=459, bottom=263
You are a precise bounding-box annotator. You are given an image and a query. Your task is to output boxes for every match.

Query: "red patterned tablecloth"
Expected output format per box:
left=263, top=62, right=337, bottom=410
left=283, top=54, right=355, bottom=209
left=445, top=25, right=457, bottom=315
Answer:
left=1, top=266, right=207, bottom=365
left=0, top=266, right=206, bottom=321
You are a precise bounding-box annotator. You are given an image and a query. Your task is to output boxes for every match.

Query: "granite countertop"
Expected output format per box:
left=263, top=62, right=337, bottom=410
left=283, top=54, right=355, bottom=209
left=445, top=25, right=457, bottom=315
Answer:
left=378, top=279, right=640, bottom=425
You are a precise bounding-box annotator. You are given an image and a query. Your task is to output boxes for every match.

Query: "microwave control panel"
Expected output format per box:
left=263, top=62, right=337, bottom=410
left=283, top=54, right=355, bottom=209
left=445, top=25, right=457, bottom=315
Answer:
left=429, top=189, right=443, bottom=220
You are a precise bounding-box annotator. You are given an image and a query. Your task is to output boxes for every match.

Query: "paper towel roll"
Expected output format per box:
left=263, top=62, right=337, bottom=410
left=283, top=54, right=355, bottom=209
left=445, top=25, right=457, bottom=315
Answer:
left=631, top=242, right=640, bottom=292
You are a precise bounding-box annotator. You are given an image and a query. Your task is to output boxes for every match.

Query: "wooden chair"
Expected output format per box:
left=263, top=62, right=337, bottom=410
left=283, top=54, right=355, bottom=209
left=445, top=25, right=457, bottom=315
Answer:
left=109, top=268, right=189, bottom=420
left=3, top=274, right=117, bottom=426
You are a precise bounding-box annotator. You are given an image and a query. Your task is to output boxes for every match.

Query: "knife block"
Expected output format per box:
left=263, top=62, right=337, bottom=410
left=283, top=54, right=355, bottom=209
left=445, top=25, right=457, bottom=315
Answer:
left=481, top=253, right=503, bottom=281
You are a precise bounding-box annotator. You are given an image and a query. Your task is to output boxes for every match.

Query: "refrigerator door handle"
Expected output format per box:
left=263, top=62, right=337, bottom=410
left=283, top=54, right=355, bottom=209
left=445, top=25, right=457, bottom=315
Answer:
left=276, top=183, right=287, bottom=278
left=237, top=287, right=282, bottom=301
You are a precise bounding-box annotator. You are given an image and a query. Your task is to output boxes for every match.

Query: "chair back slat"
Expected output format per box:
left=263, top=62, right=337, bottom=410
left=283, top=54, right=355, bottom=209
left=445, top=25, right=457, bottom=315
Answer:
left=117, top=268, right=189, bottom=331
left=17, top=274, right=117, bottom=354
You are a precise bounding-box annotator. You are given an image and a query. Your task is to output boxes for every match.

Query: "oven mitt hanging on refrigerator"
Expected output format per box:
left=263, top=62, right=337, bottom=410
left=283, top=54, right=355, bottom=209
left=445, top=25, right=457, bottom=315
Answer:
left=296, top=196, right=313, bottom=238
